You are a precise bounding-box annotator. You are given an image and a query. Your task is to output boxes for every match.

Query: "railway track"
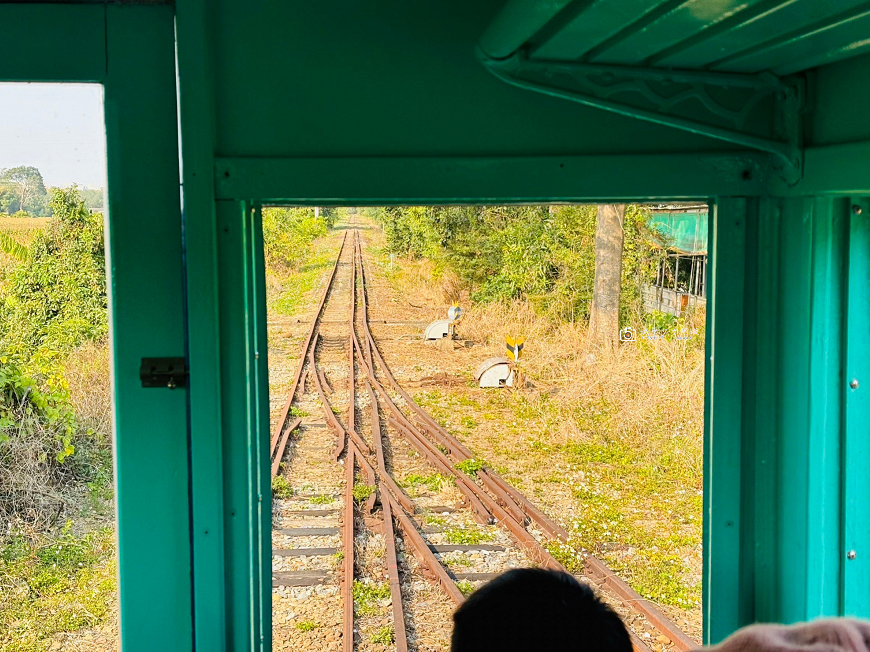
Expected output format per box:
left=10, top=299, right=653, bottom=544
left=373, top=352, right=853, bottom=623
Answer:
left=269, top=227, right=696, bottom=652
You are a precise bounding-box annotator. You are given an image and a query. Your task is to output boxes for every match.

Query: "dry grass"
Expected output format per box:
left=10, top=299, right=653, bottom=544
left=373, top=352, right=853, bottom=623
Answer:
left=63, top=340, right=112, bottom=443
left=0, top=216, right=50, bottom=243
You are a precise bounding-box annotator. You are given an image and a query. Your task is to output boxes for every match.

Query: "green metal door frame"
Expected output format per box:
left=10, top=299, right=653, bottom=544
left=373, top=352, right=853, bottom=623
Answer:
left=705, top=196, right=870, bottom=643
left=1, top=4, right=192, bottom=651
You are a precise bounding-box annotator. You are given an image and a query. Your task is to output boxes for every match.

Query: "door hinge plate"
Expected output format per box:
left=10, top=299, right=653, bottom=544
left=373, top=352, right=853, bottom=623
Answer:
left=140, top=357, right=188, bottom=389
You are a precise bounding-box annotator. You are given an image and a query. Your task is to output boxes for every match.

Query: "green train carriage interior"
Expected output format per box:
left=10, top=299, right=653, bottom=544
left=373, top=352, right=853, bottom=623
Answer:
left=3, top=0, right=870, bottom=649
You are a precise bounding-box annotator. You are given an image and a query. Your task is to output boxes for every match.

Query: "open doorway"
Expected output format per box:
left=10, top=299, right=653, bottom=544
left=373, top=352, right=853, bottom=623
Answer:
left=266, top=205, right=706, bottom=651
left=0, top=83, right=116, bottom=650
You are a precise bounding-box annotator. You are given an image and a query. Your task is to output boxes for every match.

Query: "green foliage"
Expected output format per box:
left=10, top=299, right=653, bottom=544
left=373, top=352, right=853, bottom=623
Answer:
left=444, top=526, right=494, bottom=545
left=0, top=231, right=28, bottom=262
left=352, top=482, right=376, bottom=502
left=0, top=187, right=107, bottom=388
left=370, top=626, right=395, bottom=644
left=454, top=458, right=486, bottom=477
left=0, top=525, right=115, bottom=649
left=0, top=356, right=75, bottom=463
left=295, top=619, right=320, bottom=632
left=370, top=205, right=666, bottom=323
left=456, top=580, right=476, bottom=597
left=262, top=207, right=330, bottom=272
left=0, top=166, right=49, bottom=216
left=271, top=475, right=294, bottom=499
left=400, top=472, right=453, bottom=493
left=352, top=580, right=390, bottom=616
left=310, top=494, right=335, bottom=505
left=545, top=540, right=585, bottom=573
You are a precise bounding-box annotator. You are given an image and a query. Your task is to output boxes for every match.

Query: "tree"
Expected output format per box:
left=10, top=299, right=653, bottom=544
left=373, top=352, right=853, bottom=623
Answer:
left=589, top=204, right=625, bottom=346
left=0, top=166, right=47, bottom=215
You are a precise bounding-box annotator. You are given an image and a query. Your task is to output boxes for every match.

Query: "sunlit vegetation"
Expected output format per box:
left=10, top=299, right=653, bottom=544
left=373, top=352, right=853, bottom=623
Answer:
left=0, top=524, right=115, bottom=650
left=1, top=187, right=115, bottom=649
left=352, top=580, right=390, bottom=617
left=366, top=205, right=666, bottom=324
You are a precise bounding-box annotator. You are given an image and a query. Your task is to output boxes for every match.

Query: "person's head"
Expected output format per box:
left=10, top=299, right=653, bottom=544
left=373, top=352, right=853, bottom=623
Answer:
left=451, top=568, right=632, bottom=652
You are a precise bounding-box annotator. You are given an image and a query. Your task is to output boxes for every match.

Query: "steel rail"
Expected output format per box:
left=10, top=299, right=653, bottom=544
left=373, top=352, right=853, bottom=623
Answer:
left=270, top=231, right=349, bottom=461
left=381, top=486, right=466, bottom=605
left=296, top=322, right=380, bottom=500
left=270, top=417, right=301, bottom=478
left=354, top=233, right=690, bottom=651
left=381, top=497, right=410, bottom=652
left=386, top=415, right=491, bottom=524
left=362, top=329, right=529, bottom=525
left=366, top=380, right=416, bottom=513
left=359, top=277, right=410, bottom=651
left=354, top=247, right=528, bottom=524
left=342, top=444, right=355, bottom=652
left=307, top=341, right=372, bottom=459
left=345, top=233, right=358, bottom=460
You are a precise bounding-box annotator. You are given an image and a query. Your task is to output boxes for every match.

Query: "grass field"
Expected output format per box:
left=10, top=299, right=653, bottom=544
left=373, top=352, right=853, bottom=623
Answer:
left=0, top=217, right=49, bottom=276
left=0, top=216, right=50, bottom=244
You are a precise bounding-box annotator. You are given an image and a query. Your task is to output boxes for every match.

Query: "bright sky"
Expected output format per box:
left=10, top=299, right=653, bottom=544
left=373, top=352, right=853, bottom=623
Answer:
left=0, top=83, right=106, bottom=189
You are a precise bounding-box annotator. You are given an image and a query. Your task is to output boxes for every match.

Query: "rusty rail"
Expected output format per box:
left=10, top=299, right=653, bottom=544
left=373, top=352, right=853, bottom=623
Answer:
left=270, top=417, right=301, bottom=478
left=270, top=231, right=348, bottom=463
left=354, top=230, right=691, bottom=652
left=342, top=445, right=355, bottom=652
left=270, top=228, right=684, bottom=652
left=307, top=341, right=372, bottom=459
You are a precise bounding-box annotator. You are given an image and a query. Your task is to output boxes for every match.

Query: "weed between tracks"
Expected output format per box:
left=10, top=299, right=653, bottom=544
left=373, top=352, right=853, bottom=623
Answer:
left=369, top=625, right=394, bottom=645
left=455, top=580, right=476, bottom=597
left=352, top=482, right=376, bottom=502
left=272, top=476, right=294, bottom=499
left=399, top=472, right=453, bottom=495
left=295, top=619, right=320, bottom=632
left=352, top=580, right=390, bottom=617
left=444, top=527, right=494, bottom=546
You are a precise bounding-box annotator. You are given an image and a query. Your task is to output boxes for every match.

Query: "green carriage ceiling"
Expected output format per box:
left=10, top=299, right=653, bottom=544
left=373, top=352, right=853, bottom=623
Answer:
left=4, top=0, right=870, bottom=650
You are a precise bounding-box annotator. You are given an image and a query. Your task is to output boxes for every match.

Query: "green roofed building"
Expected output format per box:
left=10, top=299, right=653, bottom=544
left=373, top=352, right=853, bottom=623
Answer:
left=645, top=205, right=709, bottom=316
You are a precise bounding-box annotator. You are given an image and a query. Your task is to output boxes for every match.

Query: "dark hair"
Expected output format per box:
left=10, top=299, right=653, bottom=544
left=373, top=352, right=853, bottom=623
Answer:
left=451, top=568, right=632, bottom=652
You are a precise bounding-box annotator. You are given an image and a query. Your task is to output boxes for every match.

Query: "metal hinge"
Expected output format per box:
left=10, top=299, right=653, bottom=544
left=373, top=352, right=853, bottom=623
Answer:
left=140, top=357, right=189, bottom=389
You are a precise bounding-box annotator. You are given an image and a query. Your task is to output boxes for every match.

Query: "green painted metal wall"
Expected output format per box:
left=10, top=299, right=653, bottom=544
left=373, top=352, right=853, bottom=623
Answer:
left=706, top=197, right=870, bottom=642
left=2, top=4, right=194, bottom=650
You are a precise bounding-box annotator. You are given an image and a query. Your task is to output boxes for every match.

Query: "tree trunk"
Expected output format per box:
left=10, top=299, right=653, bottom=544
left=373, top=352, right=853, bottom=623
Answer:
left=589, top=204, right=625, bottom=346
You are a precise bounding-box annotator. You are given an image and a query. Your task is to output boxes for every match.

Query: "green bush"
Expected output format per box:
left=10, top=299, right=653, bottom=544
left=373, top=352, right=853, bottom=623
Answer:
left=1, top=187, right=107, bottom=386
left=262, top=207, right=330, bottom=272
left=369, top=205, right=665, bottom=324
left=0, top=187, right=110, bottom=525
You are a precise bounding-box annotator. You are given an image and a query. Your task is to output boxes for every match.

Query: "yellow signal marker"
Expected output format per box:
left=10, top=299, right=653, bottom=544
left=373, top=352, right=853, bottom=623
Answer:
left=505, top=335, right=524, bottom=361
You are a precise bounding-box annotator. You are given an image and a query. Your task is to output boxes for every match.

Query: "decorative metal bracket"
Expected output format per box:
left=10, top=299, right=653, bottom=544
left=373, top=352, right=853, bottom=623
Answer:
left=478, top=48, right=803, bottom=183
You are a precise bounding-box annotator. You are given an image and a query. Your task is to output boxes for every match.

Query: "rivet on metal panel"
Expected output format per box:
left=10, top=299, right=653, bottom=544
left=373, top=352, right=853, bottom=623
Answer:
left=852, top=205, right=863, bottom=215
left=848, top=550, right=857, bottom=560
left=850, top=379, right=859, bottom=389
